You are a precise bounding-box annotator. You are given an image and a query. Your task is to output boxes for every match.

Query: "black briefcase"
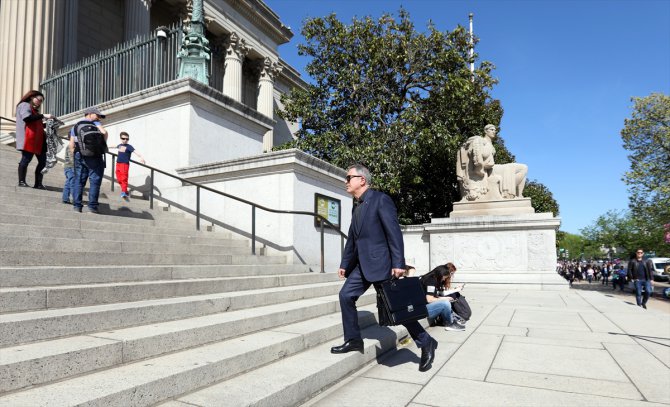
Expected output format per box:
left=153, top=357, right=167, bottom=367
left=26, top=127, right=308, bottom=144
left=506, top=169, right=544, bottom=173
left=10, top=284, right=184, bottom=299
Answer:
left=376, top=277, right=428, bottom=326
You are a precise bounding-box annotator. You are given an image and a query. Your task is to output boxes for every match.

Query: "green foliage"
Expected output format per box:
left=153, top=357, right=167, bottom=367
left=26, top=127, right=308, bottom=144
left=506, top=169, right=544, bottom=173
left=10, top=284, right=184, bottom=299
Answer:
left=277, top=9, right=506, bottom=224
left=620, top=92, right=670, bottom=255
left=523, top=180, right=559, bottom=216
left=579, top=209, right=668, bottom=258
left=557, top=232, right=593, bottom=260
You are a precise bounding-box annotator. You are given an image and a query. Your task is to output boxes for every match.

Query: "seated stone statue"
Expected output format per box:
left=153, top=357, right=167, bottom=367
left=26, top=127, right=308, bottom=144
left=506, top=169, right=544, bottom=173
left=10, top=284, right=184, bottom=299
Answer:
left=456, top=124, right=528, bottom=201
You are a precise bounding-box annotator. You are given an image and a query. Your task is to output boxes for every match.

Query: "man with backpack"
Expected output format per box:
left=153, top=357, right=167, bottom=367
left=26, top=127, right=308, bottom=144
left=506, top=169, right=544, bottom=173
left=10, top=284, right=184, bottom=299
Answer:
left=68, top=107, right=108, bottom=214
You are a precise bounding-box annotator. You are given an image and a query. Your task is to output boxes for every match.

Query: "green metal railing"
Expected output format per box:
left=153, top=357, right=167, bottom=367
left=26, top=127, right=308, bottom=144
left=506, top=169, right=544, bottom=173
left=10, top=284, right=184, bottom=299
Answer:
left=39, top=23, right=259, bottom=118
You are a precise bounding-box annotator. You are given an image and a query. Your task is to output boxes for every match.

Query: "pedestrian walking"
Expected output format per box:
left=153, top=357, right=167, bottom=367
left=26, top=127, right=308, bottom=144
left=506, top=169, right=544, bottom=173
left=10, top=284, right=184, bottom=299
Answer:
left=70, top=107, right=108, bottom=214
left=331, top=163, right=437, bottom=372
left=110, top=131, right=145, bottom=201
left=627, top=249, right=655, bottom=309
left=15, top=90, right=57, bottom=189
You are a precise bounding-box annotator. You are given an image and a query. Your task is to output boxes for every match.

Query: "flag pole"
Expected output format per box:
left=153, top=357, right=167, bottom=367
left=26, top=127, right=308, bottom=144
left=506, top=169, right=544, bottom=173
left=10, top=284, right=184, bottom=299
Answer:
left=469, top=13, right=474, bottom=81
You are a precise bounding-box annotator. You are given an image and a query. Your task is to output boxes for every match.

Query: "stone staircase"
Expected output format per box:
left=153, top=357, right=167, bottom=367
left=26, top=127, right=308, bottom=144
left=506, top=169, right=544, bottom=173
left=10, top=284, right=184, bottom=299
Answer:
left=0, top=145, right=411, bottom=406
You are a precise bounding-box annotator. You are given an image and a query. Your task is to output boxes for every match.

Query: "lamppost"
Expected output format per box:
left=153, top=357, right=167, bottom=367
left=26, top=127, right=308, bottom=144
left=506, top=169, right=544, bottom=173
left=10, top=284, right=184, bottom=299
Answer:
left=177, top=0, right=210, bottom=84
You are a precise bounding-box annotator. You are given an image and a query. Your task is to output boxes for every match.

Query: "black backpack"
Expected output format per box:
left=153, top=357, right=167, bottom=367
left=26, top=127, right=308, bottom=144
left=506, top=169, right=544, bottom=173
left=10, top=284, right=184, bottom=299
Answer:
left=75, top=121, right=107, bottom=157
left=449, top=292, right=472, bottom=321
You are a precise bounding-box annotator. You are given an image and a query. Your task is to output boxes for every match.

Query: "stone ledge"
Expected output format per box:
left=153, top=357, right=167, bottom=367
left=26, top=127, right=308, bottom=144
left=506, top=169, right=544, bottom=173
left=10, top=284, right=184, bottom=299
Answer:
left=427, top=212, right=561, bottom=233
left=450, top=198, right=535, bottom=218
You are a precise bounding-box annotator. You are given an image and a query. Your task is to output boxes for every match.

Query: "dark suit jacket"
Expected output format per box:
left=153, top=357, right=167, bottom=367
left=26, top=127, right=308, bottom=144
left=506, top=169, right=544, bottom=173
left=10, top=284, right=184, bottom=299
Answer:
left=340, top=189, right=405, bottom=282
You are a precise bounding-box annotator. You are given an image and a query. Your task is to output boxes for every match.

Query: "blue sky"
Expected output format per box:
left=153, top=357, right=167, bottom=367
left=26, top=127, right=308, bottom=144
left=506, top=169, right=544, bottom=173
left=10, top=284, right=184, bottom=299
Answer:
left=265, top=0, right=670, bottom=234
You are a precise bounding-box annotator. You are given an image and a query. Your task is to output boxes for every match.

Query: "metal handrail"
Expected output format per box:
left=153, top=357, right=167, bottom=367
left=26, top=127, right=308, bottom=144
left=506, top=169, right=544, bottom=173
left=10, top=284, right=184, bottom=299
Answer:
left=0, top=116, right=16, bottom=125
left=2, top=113, right=346, bottom=272
left=105, top=150, right=347, bottom=273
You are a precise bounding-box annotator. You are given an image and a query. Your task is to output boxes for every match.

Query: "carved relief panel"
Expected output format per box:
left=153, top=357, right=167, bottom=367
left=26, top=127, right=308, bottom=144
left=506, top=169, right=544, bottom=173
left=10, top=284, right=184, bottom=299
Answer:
left=431, top=232, right=525, bottom=272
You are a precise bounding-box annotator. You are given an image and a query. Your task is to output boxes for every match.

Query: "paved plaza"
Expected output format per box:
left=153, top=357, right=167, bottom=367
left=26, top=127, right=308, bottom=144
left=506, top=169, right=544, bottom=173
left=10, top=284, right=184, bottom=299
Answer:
left=303, top=286, right=670, bottom=407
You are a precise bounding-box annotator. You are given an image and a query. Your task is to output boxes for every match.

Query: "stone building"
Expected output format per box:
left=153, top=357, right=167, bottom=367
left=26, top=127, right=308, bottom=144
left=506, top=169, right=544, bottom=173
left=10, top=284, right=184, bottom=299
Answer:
left=0, top=0, right=353, bottom=274
left=0, top=0, right=304, bottom=151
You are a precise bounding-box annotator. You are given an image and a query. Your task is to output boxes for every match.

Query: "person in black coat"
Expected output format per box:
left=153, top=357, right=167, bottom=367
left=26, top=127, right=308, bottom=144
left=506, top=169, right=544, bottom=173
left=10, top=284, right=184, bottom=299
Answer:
left=627, top=249, right=655, bottom=309
left=330, top=163, right=438, bottom=372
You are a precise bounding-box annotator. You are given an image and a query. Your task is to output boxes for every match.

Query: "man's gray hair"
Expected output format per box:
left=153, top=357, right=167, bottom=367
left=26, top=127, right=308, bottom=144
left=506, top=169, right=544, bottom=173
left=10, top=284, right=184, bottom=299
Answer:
left=348, top=163, right=372, bottom=186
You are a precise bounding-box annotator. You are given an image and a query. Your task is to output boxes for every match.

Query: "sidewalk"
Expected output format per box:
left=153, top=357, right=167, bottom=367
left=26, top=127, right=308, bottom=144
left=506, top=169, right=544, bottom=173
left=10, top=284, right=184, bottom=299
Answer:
left=303, top=287, right=670, bottom=407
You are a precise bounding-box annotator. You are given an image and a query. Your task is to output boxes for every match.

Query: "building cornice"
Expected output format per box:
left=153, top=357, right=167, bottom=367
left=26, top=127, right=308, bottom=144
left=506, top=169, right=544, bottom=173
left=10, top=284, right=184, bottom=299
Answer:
left=278, top=58, right=308, bottom=91
left=215, top=0, right=293, bottom=45
left=176, top=148, right=346, bottom=188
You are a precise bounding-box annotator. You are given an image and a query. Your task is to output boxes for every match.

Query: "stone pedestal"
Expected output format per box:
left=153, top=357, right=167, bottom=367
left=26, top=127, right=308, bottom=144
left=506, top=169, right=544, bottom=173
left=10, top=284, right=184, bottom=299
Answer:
left=426, top=212, right=567, bottom=290
left=451, top=197, right=534, bottom=217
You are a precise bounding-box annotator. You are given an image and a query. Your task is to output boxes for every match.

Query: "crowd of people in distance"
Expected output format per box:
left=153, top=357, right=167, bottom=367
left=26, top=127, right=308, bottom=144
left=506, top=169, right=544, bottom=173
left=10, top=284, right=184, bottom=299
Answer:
left=557, top=260, right=622, bottom=287
left=557, top=248, right=657, bottom=310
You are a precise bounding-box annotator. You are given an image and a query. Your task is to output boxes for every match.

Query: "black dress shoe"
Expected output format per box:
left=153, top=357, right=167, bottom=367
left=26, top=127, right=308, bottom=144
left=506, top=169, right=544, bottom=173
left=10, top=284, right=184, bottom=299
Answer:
left=419, top=337, right=438, bottom=372
left=330, top=339, right=364, bottom=354
left=33, top=184, right=47, bottom=190
left=18, top=181, right=29, bottom=187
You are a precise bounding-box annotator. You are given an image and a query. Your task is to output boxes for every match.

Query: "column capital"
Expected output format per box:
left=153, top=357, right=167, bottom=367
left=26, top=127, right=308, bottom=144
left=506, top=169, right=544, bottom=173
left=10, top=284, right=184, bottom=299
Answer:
left=259, top=57, right=282, bottom=81
left=225, top=32, right=250, bottom=60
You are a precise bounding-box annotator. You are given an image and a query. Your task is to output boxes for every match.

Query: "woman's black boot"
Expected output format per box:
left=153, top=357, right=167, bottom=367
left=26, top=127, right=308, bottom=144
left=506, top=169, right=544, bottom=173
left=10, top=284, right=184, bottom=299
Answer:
left=33, top=172, right=46, bottom=189
left=18, top=165, right=29, bottom=187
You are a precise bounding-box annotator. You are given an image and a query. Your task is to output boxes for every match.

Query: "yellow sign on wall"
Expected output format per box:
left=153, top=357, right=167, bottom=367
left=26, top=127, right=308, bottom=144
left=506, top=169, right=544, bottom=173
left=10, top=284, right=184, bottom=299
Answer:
left=314, top=193, right=341, bottom=229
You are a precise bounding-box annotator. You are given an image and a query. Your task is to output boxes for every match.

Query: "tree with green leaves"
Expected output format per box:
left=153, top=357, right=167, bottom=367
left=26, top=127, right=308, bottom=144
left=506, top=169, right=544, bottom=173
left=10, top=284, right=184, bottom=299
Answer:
left=580, top=210, right=638, bottom=259
left=523, top=180, right=559, bottom=216
left=557, top=232, right=589, bottom=261
left=620, top=92, right=669, bottom=256
left=278, top=9, right=508, bottom=224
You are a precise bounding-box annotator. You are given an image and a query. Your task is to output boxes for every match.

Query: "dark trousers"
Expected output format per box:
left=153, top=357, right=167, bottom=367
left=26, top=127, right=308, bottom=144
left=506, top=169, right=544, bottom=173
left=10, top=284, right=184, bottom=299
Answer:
left=634, top=280, right=652, bottom=306
left=338, top=267, right=430, bottom=348
left=612, top=278, right=625, bottom=291
left=19, top=149, right=46, bottom=176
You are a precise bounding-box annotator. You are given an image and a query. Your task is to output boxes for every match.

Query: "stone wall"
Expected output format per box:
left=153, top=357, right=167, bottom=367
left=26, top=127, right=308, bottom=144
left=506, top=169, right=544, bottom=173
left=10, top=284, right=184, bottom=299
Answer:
left=78, top=0, right=125, bottom=60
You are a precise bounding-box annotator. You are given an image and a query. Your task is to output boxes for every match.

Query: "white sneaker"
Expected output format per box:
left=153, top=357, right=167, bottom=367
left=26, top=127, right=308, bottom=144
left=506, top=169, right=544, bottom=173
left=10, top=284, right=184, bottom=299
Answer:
left=445, top=322, right=466, bottom=331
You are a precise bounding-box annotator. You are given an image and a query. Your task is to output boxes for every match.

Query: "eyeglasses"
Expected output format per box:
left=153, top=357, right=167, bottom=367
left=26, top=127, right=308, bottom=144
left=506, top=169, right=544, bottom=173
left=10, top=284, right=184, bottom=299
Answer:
left=120, top=138, right=129, bottom=141
left=345, top=175, right=363, bottom=183
left=636, top=251, right=644, bottom=254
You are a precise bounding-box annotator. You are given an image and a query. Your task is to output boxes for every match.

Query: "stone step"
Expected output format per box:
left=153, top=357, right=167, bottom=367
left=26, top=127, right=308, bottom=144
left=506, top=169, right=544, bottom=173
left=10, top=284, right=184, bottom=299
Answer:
left=0, top=264, right=311, bottom=287
left=0, top=273, right=339, bottom=313
left=0, top=168, right=156, bottom=204
left=0, top=235, right=247, bottom=255
left=0, top=294, right=375, bottom=394
left=0, top=183, right=115, bottom=199
left=1, top=214, right=207, bottom=235
left=0, top=303, right=383, bottom=407
left=0, top=281, right=342, bottom=348
left=0, top=201, right=196, bottom=228
left=162, top=321, right=412, bottom=407
left=0, top=250, right=282, bottom=267
left=0, top=223, right=234, bottom=246
left=0, top=189, right=181, bottom=220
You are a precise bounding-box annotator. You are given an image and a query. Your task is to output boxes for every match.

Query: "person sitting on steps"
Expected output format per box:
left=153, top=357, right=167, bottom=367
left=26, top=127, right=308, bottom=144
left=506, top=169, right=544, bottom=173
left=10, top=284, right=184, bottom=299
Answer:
left=420, top=264, right=466, bottom=331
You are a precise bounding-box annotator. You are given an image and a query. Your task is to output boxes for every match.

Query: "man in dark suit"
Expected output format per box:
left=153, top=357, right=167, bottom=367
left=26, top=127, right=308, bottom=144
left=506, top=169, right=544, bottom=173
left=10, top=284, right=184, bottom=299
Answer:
left=330, top=163, right=438, bottom=372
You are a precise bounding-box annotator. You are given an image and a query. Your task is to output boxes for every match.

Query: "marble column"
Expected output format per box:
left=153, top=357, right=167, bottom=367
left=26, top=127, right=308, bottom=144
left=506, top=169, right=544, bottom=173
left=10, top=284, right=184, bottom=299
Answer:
left=257, top=57, right=282, bottom=152
left=0, top=0, right=68, bottom=134
left=124, top=0, right=151, bottom=41
left=222, top=32, right=249, bottom=103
